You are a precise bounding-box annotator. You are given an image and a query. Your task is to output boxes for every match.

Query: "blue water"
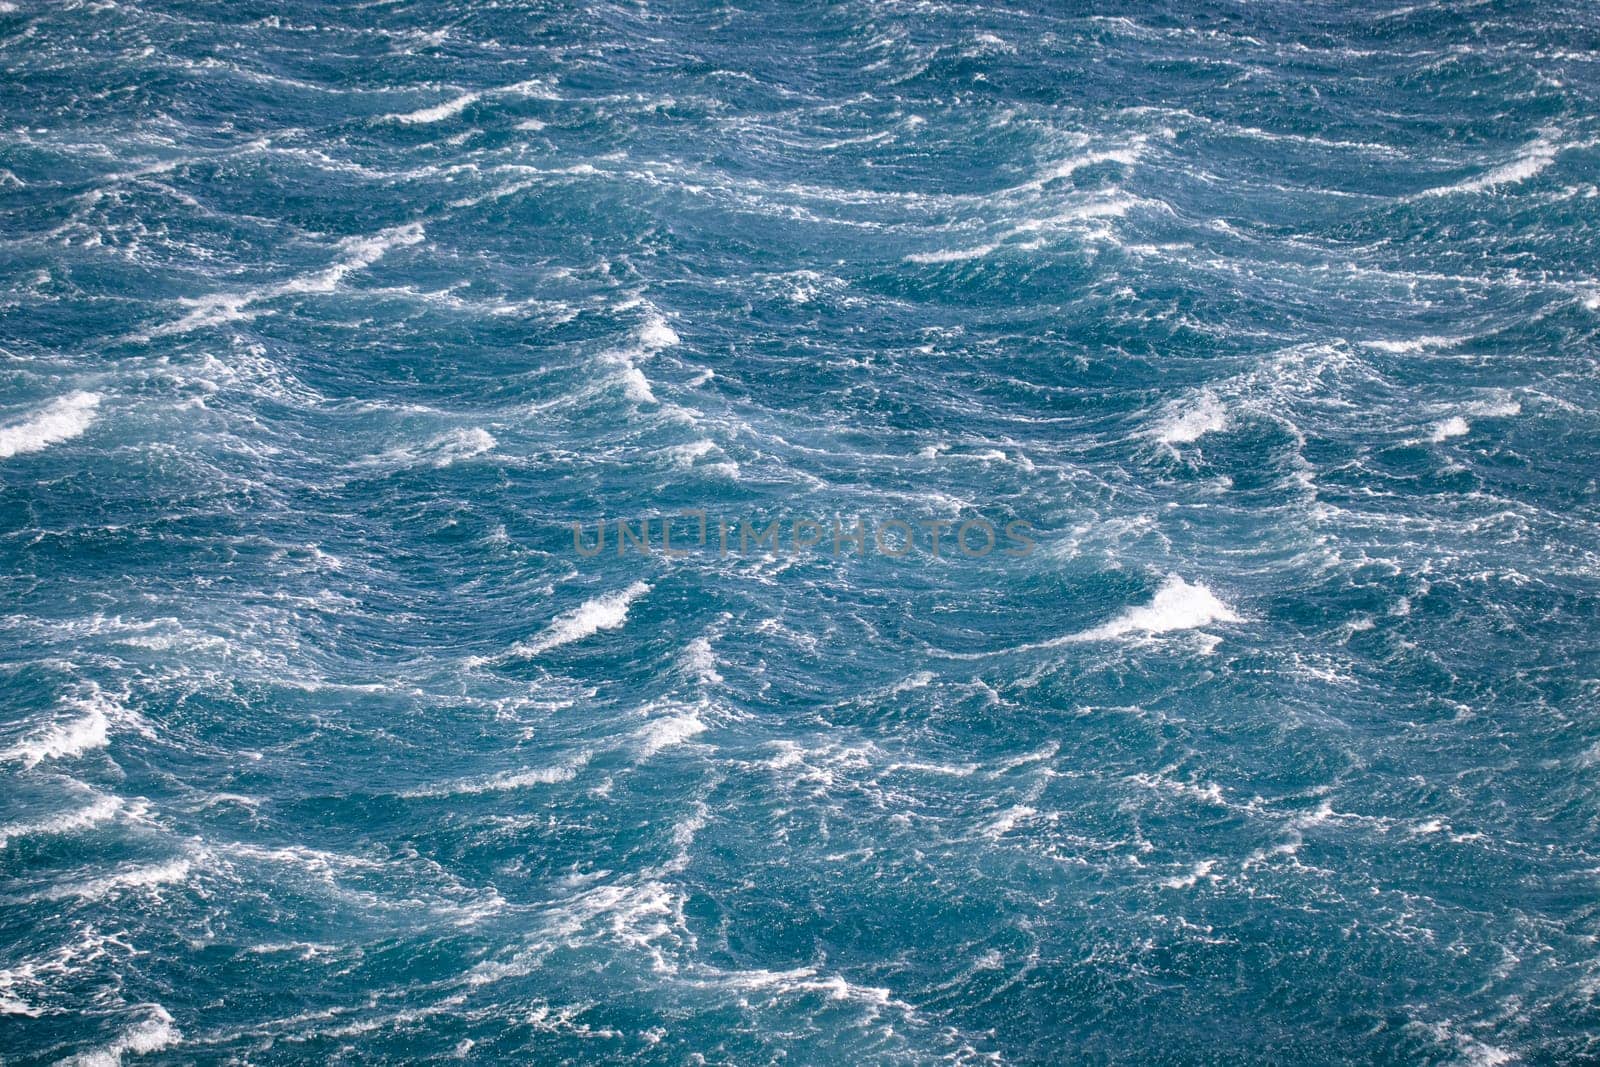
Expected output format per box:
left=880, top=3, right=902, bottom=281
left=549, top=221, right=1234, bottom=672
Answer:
left=3, top=1, right=1600, bottom=1063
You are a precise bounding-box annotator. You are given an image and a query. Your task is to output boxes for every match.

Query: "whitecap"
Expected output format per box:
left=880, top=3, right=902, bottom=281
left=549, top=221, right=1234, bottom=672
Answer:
left=157, top=223, right=424, bottom=336
left=617, top=366, right=657, bottom=404
left=0, top=685, right=149, bottom=768
left=1, top=995, right=40, bottom=1017
left=983, top=805, right=1037, bottom=838
left=905, top=241, right=1002, bottom=264
left=0, top=392, right=101, bottom=460
left=1464, top=393, right=1521, bottom=418
left=388, top=92, right=479, bottom=124
left=904, top=195, right=1136, bottom=264
left=1416, top=129, right=1566, bottom=197
left=512, top=582, right=651, bottom=656
left=666, top=439, right=716, bottom=467
left=705, top=965, right=906, bottom=1012
left=0, top=794, right=124, bottom=850
left=680, top=636, right=723, bottom=686
left=1064, top=576, right=1241, bottom=644
left=633, top=704, right=709, bottom=758
left=1363, top=335, right=1463, bottom=353
left=637, top=315, right=680, bottom=350
left=1155, top=391, right=1229, bottom=444
left=64, top=1005, right=180, bottom=1066
left=372, top=427, right=496, bottom=468
left=403, top=760, right=583, bottom=798
left=1161, top=859, right=1219, bottom=890
left=41, top=858, right=193, bottom=902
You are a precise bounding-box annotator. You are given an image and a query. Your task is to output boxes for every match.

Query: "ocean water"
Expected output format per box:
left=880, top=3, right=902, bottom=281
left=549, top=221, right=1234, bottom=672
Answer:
left=3, top=0, right=1600, bottom=1063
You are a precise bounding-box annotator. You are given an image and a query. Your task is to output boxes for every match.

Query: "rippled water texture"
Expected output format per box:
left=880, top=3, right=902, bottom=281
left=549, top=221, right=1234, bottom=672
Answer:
left=3, top=1, right=1599, bottom=1063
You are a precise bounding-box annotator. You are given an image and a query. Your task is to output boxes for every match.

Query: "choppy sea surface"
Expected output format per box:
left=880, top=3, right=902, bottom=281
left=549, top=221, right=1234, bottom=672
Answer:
left=4, top=1, right=1600, bottom=1063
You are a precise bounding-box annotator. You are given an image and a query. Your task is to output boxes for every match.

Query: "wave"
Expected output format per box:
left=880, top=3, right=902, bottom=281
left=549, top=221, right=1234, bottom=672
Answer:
left=943, top=576, right=1243, bottom=660
left=38, top=858, right=193, bottom=902
left=1363, top=336, right=1465, bottom=354
left=0, top=392, right=100, bottom=459
left=1154, top=391, right=1229, bottom=444
left=680, top=636, right=723, bottom=686
left=0, top=794, right=127, bottom=850
left=0, top=685, right=149, bottom=769
left=402, top=760, right=583, bottom=798
left=637, top=314, right=680, bottom=350
left=388, top=92, right=479, bottom=124
left=366, top=427, right=496, bottom=469
left=633, top=703, right=709, bottom=759
left=1415, top=129, right=1569, bottom=197
left=1068, top=576, right=1241, bottom=642
left=378, top=76, right=558, bottom=124
left=1425, top=394, right=1520, bottom=442
left=511, top=582, right=652, bottom=656
left=585, top=311, right=685, bottom=408
left=63, top=1005, right=180, bottom=1066
left=903, top=194, right=1140, bottom=263
left=156, top=223, right=425, bottom=335
left=705, top=965, right=902, bottom=1010
left=1161, top=859, right=1220, bottom=890
left=616, top=366, right=657, bottom=404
